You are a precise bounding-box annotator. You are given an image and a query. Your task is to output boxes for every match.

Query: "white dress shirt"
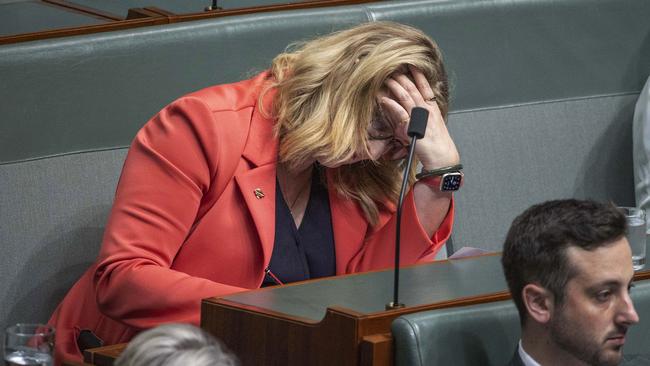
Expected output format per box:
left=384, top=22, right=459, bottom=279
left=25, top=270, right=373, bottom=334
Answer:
left=518, top=340, right=542, bottom=366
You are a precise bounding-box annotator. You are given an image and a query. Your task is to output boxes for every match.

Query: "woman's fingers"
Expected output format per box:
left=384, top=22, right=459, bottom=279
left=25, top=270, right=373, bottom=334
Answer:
left=385, top=68, right=437, bottom=117
left=408, top=65, right=436, bottom=102
left=383, top=68, right=459, bottom=169
left=378, top=67, right=459, bottom=167
left=386, top=75, right=418, bottom=112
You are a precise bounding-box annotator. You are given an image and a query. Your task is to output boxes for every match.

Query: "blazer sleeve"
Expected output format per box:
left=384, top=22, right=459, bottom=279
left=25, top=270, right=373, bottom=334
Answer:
left=345, top=190, right=454, bottom=273
left=93, top=96, right=246, bottom=329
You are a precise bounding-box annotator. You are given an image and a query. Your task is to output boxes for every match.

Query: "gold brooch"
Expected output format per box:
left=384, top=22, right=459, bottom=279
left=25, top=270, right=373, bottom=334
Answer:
left=254, top=188, right=265, bottom=199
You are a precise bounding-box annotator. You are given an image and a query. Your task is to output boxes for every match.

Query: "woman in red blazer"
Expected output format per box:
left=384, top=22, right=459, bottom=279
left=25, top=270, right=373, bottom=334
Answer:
left=49, top=21, right=459, bottom=364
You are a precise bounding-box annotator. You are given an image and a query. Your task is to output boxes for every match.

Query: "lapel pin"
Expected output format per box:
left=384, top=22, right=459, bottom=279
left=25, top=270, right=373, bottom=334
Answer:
left=254, top=188, right=265, bottom=199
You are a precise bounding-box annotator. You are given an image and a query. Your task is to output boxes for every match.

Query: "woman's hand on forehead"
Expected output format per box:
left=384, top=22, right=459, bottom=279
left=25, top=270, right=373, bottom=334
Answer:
left=378, top=66, right=459, bottom=169
left=378, top=66, right=435, bottom=143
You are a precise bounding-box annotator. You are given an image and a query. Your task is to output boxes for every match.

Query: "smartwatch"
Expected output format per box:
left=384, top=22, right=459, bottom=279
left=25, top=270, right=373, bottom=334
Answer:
left=416, top=164, right=464, bottom=192
left=419, top=171, right=463, bottom=191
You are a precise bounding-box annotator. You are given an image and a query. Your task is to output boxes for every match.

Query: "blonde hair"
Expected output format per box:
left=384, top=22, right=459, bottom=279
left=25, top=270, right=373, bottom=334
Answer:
left=266, top=21, right=449, bottom=224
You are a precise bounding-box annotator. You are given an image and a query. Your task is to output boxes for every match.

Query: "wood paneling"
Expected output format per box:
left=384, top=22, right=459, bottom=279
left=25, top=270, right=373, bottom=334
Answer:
left=43, top=0, right=122, bottom=20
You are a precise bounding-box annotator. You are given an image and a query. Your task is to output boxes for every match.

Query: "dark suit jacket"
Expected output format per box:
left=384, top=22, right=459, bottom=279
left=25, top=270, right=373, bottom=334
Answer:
left=506, top=348, right=526, bottom=366
left=506, top=348, right=650, bottom=365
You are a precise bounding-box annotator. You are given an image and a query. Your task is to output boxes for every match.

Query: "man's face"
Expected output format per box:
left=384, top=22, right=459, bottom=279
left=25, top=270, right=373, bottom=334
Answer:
left=549, top=237, right=639, bottom=366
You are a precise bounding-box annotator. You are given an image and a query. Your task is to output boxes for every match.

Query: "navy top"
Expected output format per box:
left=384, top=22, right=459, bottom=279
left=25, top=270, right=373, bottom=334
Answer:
left=263, top=168, right=336, bottom=286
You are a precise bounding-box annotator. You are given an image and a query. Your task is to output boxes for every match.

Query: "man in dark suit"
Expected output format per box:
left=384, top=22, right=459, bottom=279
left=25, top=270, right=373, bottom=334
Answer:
left=501, top=200, right=639, bottom=366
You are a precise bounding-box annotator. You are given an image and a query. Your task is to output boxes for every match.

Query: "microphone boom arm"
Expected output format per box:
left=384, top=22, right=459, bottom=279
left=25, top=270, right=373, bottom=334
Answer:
left=386, top=107, right=429, bottom=310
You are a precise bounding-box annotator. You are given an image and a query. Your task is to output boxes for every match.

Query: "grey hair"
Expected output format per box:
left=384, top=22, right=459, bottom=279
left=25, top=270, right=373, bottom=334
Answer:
left=114, top=323, right=238, bottom=366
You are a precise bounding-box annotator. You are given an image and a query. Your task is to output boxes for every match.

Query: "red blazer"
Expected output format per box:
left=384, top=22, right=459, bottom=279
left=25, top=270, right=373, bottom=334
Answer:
left=48, top=72, right=454, bottom=364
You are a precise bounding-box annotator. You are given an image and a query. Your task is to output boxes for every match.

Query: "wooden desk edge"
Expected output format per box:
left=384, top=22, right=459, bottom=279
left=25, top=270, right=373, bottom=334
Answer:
left=204, top=290, right=513, bottom=325
left=84, top=343, right=127, bottom=366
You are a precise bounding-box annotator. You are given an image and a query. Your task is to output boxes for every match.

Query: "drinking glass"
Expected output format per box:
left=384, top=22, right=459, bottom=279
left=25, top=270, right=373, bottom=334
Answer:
left=3, top=324, right=54, bottom=366
left=620, top=207, right=646, bottom=271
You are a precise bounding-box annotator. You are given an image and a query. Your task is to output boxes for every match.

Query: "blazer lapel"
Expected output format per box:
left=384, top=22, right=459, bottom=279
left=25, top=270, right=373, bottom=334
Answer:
left=235, top=164, right=277, bottom=268
left=237, top=83, right=279, bottom=268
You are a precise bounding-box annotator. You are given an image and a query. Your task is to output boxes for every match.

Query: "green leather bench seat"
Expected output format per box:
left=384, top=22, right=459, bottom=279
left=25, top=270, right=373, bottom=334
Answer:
left=391, top=278, right=650, bottom=366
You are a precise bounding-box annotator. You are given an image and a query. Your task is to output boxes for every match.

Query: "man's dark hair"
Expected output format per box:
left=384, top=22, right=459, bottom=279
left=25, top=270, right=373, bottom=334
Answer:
left=501, top=199, right=626, bottom=324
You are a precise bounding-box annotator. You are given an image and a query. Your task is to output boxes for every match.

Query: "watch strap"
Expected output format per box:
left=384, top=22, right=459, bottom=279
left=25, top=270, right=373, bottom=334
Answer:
left=416, top=164, right=463, bottom=180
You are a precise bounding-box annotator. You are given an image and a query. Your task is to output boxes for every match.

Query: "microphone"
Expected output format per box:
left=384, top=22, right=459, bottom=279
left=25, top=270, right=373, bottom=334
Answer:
left=386, top=107, right=428, bottom=310
left=205, top=0, right=221, bottom=11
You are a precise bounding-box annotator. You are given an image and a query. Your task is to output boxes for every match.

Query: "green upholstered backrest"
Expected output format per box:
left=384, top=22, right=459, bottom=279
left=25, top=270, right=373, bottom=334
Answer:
left=626, top=278, right=650, bottom=355
left=3, top=0, right=650, bottom=164
left=0, top=6, right=368, bottom=164
left=392, top=300, right=520, bottom=366
left=392, top=279, right=650, bottom=366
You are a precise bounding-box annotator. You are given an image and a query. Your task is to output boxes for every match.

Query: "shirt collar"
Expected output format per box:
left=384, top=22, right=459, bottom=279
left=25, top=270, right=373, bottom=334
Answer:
left=518, top=340, right=542, bottom=366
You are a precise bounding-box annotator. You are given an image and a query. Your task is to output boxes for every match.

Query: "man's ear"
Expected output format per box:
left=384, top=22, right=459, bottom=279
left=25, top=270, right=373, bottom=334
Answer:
left=522, top=283, right=554, bottom=324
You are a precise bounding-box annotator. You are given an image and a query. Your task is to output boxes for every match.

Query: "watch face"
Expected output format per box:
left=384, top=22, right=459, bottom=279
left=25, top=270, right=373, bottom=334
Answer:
left=441, top=172, right=463, bottom=191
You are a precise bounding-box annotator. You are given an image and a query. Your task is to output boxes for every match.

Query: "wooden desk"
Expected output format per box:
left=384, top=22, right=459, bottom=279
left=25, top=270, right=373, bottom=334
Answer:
left=201, top=254, right=510, bottom=366
left=82, top=254, right=650, bottom=366
left=83, top=344, right=125, bottom=366
left=203, top=254, right=650, bottom=365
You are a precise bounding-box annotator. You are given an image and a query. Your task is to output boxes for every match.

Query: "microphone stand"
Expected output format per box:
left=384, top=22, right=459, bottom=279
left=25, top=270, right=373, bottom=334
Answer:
left=205, top=0, right=221, bottom=11
left=386, top=107, right=428, bottom=310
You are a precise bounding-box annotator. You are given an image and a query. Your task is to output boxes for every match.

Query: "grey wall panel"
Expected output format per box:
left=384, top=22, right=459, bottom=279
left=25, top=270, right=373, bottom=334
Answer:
left=0, top=6, right=369, bottom=164
left=368, top=0, right=650, bottom=112
left=0, top=149, right=127, bottom=331
left=448, top=94, right=638, bottom=251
